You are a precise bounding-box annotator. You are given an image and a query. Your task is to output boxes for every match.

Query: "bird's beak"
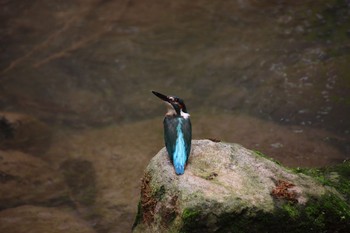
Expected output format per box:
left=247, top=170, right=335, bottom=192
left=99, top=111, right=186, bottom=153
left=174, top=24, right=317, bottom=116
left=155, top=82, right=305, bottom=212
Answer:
left=152, top=91, right=170, bottom=102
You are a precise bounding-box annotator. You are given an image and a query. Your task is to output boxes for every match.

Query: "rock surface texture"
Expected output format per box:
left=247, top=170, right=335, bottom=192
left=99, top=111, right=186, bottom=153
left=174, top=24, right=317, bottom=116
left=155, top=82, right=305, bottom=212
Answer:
left=133, top=140, right=350, bottom=233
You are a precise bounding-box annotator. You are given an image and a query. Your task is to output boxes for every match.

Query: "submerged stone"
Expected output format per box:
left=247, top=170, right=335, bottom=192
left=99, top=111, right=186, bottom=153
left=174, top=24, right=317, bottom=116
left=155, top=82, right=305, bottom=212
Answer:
left=0, top=205, right=96, bottom=233
left=0, top=112, right=52, bottom=156
left=0, top=150, right=69, bottom=209
left=132, top=140, right=350, bottom=233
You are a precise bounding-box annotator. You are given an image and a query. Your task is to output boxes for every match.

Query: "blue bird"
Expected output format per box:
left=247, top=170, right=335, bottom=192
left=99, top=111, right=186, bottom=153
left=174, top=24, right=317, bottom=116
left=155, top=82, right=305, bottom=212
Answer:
left=152, top=91, right=192, bottom=175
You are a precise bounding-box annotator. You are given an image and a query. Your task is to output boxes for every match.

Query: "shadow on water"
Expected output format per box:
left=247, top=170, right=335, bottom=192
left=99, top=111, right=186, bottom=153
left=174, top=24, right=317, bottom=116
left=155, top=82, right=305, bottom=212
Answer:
left=0, top=0, right=350, bottom=232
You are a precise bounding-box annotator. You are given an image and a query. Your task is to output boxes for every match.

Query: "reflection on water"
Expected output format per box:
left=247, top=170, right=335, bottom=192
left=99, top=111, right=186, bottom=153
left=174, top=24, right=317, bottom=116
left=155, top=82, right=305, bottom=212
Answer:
left=0, top=0, right=349, bottom=232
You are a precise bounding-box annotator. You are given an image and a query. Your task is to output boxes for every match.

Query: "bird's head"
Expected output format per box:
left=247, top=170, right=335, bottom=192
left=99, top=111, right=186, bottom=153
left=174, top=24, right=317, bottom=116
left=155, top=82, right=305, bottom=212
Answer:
left=152, top=91, right=189, bottom=118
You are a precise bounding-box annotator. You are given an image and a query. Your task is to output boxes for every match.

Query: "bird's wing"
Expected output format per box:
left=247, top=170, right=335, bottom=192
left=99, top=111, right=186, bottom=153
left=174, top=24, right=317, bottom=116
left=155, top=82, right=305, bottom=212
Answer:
left=163, top=116, right=178, bottom=162
left=181, top=118, right=192, bottom=161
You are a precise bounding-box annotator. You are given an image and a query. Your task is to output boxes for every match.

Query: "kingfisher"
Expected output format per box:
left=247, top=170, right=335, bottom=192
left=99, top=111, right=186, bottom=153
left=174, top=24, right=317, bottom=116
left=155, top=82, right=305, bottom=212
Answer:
left=152, top=91, right=192, bottom=175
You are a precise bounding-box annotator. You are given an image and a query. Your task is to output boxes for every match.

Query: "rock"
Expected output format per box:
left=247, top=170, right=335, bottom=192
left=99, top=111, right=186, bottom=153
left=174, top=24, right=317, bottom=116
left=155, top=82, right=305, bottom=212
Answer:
left=0, top=205, right=96, bottom=233
left=60, top=159, right=97, bottom=205
left=0, top=112, right=52, bottom=156
left=295, top=160, right=350, bottom=205
left=0, top=150, right=69, bottom=209
left=132, top=140, right=350, bottom=233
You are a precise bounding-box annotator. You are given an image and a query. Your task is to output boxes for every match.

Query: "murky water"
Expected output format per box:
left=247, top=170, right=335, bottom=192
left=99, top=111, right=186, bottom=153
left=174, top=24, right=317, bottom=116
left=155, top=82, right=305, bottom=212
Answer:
left=1, top=0, right=350, bottom=232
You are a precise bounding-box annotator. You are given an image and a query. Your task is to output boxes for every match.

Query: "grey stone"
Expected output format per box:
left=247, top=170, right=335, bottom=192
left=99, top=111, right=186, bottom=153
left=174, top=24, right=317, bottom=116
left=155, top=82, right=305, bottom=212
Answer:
left=133, top=140, right=350, bottom=233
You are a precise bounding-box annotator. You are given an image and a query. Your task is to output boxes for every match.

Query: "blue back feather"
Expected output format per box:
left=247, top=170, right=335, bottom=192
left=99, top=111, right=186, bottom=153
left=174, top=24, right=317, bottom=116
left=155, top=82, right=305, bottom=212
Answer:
left=173, top=118, right=186, bottom=174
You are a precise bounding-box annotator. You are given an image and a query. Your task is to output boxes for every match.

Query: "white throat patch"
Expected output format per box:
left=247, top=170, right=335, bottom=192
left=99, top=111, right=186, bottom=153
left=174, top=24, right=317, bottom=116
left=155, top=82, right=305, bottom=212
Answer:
left=180, top=110, right=190, bottom=119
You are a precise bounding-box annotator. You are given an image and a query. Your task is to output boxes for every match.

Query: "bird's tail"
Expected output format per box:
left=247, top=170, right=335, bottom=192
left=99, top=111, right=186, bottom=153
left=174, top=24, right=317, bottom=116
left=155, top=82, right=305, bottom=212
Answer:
left=174, top=163, right=185, bottom=175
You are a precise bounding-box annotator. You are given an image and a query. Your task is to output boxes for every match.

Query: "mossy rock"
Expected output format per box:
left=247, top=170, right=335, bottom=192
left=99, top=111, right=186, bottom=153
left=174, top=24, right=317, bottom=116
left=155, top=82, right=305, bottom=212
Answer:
left=294, top=160, right=350, bottom=204
left=132, top=140, right=350, bottom=233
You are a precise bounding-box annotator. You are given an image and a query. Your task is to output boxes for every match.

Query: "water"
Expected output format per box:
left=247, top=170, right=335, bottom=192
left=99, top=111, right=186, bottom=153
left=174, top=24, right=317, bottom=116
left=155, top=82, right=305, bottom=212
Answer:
left=0, top=0, right=349, bottom=232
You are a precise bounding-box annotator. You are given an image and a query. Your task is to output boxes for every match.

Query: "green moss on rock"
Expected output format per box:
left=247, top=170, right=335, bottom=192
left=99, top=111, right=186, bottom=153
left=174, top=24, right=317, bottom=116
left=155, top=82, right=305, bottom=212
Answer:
left=199, top=194, right=350, bottom=233
left=294, top=160, right=350, bottom=203
left=132, top=201, right=143, bottom=230
left=181, top=208, right=206, bottom=233
left=178, top=160, right=350, bottom=233
left=282, top=202, right=300, bottom=219
left=154, top=185, right=166, bottom=201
